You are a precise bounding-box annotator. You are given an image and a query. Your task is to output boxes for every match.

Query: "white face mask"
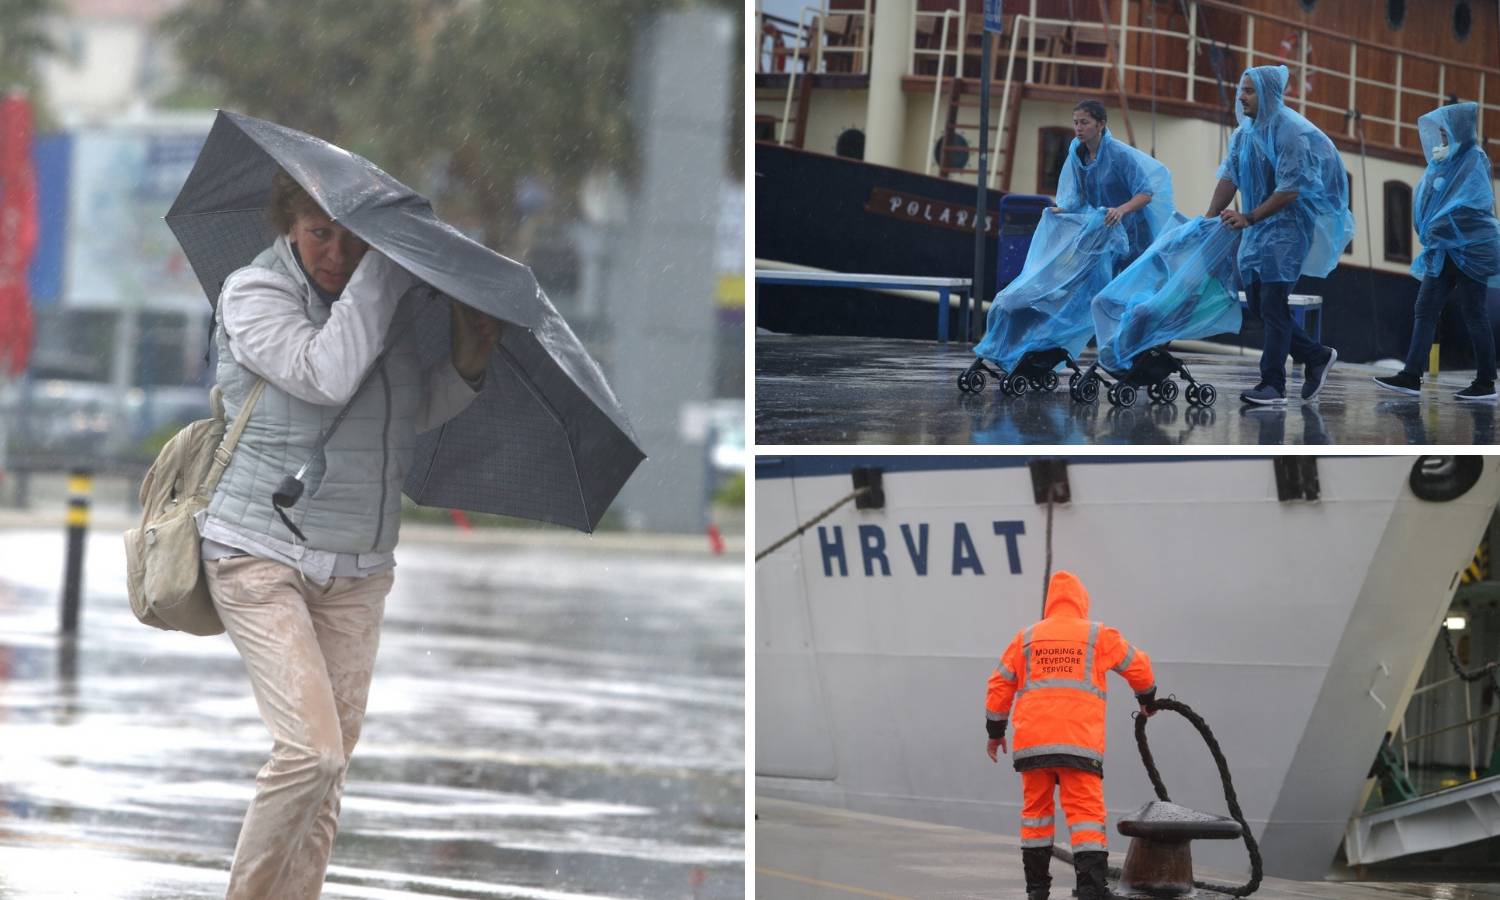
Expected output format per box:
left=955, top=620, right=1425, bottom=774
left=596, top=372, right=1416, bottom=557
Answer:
left=1431, top=144, right=1450, bottom=162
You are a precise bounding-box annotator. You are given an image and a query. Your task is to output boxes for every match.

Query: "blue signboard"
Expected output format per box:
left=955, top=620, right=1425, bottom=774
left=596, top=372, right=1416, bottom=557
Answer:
left=984, top=0, right=1004, bottom=33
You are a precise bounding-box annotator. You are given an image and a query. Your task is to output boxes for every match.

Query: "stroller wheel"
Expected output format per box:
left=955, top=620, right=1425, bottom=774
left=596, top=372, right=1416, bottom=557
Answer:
left=1146, top=383, right=1160, bottom=402
left=969, top=370, right=987, bottom=393
left=1116, top=384, right=1138, bottom=408
left=1007, top=374, right=1029, bottom=396
left=957, top=371, right=972, bottom=393
left=1197, top=384, right=1217, bottom=407
left=1159, top=379, right=1179, bottom=403
left=1068, top=372, right=1081, bottom=392
left=1043, top=372, right=1059, bottom=392
left=1078, top=377, right=1100, bottom=404
left=1185, top=383, right=1200, bottom=406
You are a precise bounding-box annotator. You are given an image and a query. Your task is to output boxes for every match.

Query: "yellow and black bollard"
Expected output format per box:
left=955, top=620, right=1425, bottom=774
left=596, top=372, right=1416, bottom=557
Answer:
left=60, top=468, right=92, bottom=635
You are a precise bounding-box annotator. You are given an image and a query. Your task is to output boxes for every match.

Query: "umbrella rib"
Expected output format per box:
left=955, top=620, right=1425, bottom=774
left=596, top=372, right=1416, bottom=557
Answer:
left=495, top=343, right=591, bottom=530
left=165, top=206, right=268, bottom=219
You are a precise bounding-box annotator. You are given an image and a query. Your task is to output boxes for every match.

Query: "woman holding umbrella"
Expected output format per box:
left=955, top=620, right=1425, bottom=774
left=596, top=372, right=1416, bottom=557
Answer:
left=198, top=169, right=502, bottom=898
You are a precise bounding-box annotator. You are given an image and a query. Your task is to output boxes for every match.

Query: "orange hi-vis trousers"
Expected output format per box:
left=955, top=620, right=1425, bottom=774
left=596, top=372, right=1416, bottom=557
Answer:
left=1020, top=767, right=1109, bottom=853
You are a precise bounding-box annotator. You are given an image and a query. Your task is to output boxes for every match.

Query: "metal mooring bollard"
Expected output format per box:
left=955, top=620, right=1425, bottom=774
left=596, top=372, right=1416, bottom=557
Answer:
left=1116, top=800, right=1242, bottom=897
left=60, top=469, right=92, bottom=635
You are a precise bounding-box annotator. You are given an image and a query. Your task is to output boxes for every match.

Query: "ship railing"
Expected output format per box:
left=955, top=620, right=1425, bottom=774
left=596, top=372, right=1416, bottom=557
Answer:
left=912, top=0, right=1500, bottom=186
left=759, top=2, right=873, bottom=77
left=1393, top=670, right=1499, bottom=788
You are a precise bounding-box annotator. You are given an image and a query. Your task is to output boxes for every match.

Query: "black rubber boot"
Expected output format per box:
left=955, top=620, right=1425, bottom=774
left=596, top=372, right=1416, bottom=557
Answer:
left=1072, top=850, right=1120, bottom=900
left=1021, top=846, right=1052, bottom=899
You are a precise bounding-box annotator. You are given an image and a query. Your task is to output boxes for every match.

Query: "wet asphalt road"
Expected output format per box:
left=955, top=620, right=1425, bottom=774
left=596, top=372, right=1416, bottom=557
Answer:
left=755, top=335, right=1499, bottom=445
left=0, top=527, right=744, bottom=899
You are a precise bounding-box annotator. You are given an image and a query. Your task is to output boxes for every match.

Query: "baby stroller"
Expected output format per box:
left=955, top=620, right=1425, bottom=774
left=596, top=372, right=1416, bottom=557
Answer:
left=1074, top=217, right=1243, bottom=408
left=959, top=207, right=1127, bottom=397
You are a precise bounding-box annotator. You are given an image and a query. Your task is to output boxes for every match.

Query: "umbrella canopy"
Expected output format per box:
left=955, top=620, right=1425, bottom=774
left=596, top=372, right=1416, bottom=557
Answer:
left=166, top=110, right=643, bottom=533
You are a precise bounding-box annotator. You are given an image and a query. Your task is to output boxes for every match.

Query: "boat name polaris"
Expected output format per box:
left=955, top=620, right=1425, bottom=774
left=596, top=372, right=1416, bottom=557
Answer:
left=817, top=521, right=1025, bottom=577
left=865, top=187, right=999, bottom=236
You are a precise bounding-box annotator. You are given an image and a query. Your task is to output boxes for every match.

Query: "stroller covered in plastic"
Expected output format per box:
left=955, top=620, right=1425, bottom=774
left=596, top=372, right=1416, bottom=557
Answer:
left=1078, top=216, right=1244, bottom=407
left=958, top=207, right=1128, bottom=395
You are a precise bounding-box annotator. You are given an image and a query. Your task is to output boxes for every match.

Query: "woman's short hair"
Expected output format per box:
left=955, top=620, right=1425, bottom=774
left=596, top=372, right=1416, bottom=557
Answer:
left=1073, top=99, right=1108, bottom=124
left=268, top=169, right=325, bottom=234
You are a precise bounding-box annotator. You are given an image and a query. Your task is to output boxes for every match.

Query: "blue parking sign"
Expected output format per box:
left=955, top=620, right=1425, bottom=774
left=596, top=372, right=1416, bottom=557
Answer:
left=984, top=0, right=1003, bottom=32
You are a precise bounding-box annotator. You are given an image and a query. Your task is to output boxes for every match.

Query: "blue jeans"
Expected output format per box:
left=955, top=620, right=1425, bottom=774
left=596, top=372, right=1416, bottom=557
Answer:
left=1401, top=255, right=1497, bottom=383
left=1246, top=279, right=1329, bottom=393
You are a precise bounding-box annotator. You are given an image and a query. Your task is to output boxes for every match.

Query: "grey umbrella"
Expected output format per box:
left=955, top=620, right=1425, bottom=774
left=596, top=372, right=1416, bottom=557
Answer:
left=166, top=110, right=643, bottom=533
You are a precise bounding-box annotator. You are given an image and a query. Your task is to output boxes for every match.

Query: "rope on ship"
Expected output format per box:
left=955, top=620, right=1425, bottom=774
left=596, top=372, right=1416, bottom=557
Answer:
left=753, top=486, right=871, bottom=562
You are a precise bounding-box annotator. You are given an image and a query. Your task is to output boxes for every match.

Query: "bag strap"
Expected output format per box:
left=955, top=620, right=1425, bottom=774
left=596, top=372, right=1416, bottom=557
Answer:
left=203, top=378, right=267, bottom=497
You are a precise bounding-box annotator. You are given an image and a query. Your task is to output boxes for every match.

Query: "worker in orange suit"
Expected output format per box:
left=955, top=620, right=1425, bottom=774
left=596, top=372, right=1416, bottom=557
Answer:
left=985, top=570, right=1158, bottom=900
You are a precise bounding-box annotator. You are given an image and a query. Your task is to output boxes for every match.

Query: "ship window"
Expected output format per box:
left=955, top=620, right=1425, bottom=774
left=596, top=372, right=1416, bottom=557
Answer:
left=1454, top=1, right=1472, bottom=40
left=1384, top=181, right=1413, bottom=263
left=1299, top=0, right=1317, bottom=9
left=1386, top=0, right=1406, bottom=28
left=934, top=132, right=970, bottom=171
left=1037, top=127, right=1072, bottom=196
left=754, top=115, right=776, bottom=143
left=835, top=128, right=865, bottom=160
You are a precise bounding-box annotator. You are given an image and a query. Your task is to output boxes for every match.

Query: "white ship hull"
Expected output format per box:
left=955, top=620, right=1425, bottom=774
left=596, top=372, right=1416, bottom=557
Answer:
left=755, top=455, right=1500, bottom=879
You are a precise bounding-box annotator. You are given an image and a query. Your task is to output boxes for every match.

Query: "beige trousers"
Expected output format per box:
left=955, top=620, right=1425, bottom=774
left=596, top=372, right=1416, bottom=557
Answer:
left=206, top=555, right=393, bottom=900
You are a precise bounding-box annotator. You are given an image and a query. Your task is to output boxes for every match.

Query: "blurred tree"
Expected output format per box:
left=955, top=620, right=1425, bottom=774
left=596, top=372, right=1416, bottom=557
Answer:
left=0, top=0, right=60, bottom=119
left=160, top=0, right=740, bottom=254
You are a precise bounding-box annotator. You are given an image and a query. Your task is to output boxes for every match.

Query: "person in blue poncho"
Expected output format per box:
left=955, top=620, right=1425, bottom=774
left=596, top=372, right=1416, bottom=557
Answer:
left=1052, top=100, right=1178, bottom=269
left=1206, top=65, right=1355, bottom=405
left=1374, top=101, right=1500, bottom=402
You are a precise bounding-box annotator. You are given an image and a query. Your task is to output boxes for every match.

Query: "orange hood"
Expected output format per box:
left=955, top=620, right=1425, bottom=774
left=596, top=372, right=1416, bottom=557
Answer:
left=1043, top=570, right=1090, bottom=619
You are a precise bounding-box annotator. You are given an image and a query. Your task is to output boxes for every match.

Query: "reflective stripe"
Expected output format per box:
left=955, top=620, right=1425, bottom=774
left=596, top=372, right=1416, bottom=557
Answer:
left=1135, top=683, right=1158, bottom=699
left=986, top=710, right=1009, bottom=721
left=996, top=661, right=1016, bottom=681
left=1113, top=644, right=1137, bottom=674
left=1083, top=622, right=1100, bottom=678
left=1072, top=840, right=1108, bottom=852
left=1014, top=743, right=1105, bottom=762
left=1070, top=821, right=1106, bottom=835
left=1015, top=677, right=1107, bottom=702
left=1021, top=836, right=1055, bottom=848
left=1021, top=816, right=1054, bottom=828
left=1022, top=626, right=1035, bottom=687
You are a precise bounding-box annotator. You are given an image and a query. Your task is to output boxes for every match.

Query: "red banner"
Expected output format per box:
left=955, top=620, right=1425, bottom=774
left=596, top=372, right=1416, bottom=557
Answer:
left=0, top=90, right=38, bottom=376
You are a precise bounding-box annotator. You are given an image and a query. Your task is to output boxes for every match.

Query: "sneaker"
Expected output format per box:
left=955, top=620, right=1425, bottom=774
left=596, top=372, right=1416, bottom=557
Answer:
left=1301, top=348, right=1337, bottom=400
left=1456, top=381, right=1498, bottom=402
left=1240, top=383, right=1286, bottom=405
left=1373, top=372, right=1421, bottom=395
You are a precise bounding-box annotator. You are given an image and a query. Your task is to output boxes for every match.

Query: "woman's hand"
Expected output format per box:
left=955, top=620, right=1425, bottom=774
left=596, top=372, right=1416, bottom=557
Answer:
left=1104, top=206, right=1124, bottom=226
left=450, top=298, right=504, bottom=381
left=1219, top=208, right=1251, bottom=230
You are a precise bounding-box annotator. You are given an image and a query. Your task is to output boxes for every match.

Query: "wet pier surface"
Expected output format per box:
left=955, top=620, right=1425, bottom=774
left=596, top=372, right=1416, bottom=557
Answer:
left=0, top=526, right=744, bottom=899
left=755, top=335, right=1498, bottom=445
left=755, top=797, right=1500, bottom=900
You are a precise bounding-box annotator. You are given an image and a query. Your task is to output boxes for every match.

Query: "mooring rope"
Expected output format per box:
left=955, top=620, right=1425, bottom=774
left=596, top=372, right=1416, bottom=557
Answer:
left=753, top=486, right=870, bottom=563
left=1133, top=697, right=1265, bottom=897
left=1049, top=696, right=1265, bottom=897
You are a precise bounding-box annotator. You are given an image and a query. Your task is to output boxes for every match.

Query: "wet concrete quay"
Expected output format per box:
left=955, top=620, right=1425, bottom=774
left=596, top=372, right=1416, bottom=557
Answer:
left=755, top=335, right=1498, bottom=445
left=0, top=526, right=744, bottom=899
left=755, top=797, right=1500, bottom=900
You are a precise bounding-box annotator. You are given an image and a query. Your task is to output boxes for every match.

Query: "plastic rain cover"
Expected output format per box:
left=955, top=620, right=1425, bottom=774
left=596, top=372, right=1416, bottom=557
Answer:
left=972, top=207, right=1128, bottom=372
left=1093, top=216, right=1244, bottom=371
left=1215, top=65, right=1354, bottom=283
left=1412, top=102, right=1500, bottom=287
left=1056, top=127, right=1179, bottom=265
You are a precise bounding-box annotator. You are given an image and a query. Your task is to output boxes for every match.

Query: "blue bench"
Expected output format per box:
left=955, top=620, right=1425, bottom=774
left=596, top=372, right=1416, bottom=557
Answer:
left=755, top=269, right=975, bottom=343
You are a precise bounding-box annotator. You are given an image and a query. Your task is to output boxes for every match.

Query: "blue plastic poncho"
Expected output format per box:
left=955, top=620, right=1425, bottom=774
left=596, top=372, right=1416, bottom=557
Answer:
left=972, top=207, right=1128, bottom=371
left=1412, top=102, right=1500, bottom=287
left=1056, top=127, right=1178, bottom=265
left=1093, top=216, right=1244, bottom=371
left=1215, top=65, right=1355, bottom=283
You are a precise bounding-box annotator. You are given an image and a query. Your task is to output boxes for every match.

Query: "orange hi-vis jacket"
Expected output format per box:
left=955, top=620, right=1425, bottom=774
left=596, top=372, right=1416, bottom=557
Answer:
left=986, top=571, right=1157, bottom=774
